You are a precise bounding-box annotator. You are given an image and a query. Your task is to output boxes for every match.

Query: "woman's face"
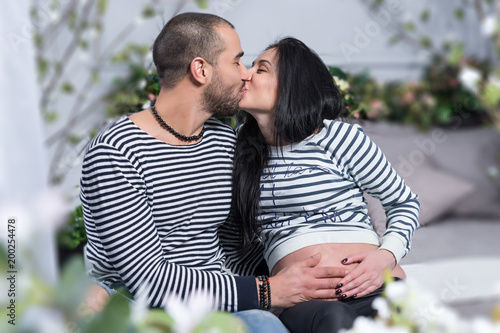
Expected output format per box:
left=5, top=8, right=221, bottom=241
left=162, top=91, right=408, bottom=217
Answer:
left=239, top=48, right=279, bottom=116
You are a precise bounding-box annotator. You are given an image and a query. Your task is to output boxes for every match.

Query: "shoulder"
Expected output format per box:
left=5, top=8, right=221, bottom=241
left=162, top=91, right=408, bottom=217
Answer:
left=318, top=119, right=365, bottom=145
left=204, top=117, right=237, bottom=143
left=84, top=116, right=139, bottom=154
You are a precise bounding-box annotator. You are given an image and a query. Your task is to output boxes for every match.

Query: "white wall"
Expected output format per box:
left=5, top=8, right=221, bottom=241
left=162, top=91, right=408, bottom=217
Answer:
left=27, top=0, right=494, bottom=199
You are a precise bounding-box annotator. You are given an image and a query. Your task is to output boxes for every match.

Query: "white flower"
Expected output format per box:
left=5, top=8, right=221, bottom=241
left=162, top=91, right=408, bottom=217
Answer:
left=385, top=280, right=408, bottom=303
left=372, top=297, right=391, bottom=319
left=459, top=66, right=482, bottom=93
left=49, top=11, right=60, bottom=23
left=481, top=15, right=498, bottom=37
left=131, top=284, right=150, bottom=325
left=164, top=290, right=215, bottom=333
left=137, top=79, right=147, bottom=90
left=333, top=76, right=350, bottom=92
left=469, top=317, right=500, bottom=333
left=342, top=316, right=409, bottom=333
left=142, top=100, right=151, bottom=110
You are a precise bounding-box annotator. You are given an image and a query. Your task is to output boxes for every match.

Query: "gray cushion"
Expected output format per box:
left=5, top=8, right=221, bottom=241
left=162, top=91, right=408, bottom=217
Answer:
left=359, top=121, right=476, bottom=234
left=427, top=126, right=500, bottom=218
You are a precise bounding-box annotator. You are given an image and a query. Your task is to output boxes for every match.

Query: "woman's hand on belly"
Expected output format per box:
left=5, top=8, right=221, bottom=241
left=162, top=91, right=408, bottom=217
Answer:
left=335, top=249, right=401, bottom=299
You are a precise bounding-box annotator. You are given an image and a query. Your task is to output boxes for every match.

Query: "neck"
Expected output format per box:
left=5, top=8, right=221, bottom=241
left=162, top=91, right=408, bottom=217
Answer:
left=153, top=84, right=209, bottom=139
left=250, top=112, right=279, bottom=146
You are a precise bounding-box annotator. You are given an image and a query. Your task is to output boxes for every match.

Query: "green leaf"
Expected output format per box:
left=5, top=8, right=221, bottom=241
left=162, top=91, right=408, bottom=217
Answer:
left=37, top=57, right=49, bottom=78
left=42, top=110, right=59, bottom=123
left=142, top=5, right=156, bottom=18
left=420, top=9, right=430, bottom=22
left=91, top=69, right=100, bottom=83
left=68, top=134, right=82, bottom=146
left=97, top=0, right=108, bottom=15
left=404, top=21, right=415, bottom=32
left=194, top=311, right=247, bottom=333
left=50, top=0, right=60, bottom=11
left=141, top=309, right=174, bottom=332
left=0, top=244, right=7, bottom=272
left=448, top=43, right=463, bottom=65
left=56, top=257, right=92, bottom=315
left=82, top=292, right=131, bottom=333
left=79, top=39, right=89, bottom=50
left=33, top=32, right=43, bottom=48
left=195, top=0, right=209, bottom=9
left=419, top=36, right=432, bottom=48
left=60, top=82, right=75, bottom=94
left=388, top=35, right=401, bottom=45
left=483, top=82, right=500, bottom=107
left=68, top=11, right=77, bottom=30
left=329, top=66, right=348, bottom=80
left=30, top=7, right=38, bottom=20
left=454, top=8, right=464, bottom=20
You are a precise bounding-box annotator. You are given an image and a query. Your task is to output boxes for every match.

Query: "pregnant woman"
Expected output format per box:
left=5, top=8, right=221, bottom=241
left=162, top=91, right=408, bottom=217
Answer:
left=231, top=37, right=420, bottom=333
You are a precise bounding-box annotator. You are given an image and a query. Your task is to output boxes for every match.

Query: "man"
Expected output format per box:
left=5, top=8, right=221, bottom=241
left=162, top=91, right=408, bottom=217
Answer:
left=80, top=12, right=346, bottom=331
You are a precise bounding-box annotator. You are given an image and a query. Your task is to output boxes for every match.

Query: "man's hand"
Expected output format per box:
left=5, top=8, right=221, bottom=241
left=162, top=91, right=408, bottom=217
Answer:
left=335, top=249, right=396, bottom=299
left=80, top=284, right=110, bottom=316
left=268, top=253, right=349, bottom=309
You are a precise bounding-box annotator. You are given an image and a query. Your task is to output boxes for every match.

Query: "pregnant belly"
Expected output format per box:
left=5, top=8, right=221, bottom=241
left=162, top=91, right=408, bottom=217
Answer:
left=271, top=243, right=406, bottom=279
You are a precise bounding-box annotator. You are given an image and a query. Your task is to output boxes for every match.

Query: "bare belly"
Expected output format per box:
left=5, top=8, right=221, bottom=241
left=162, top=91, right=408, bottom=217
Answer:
left=271, top=243, right=406, bottom=281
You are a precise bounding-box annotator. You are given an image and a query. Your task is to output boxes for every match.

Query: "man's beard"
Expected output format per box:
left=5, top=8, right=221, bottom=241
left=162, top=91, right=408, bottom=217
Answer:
left=202, top=72, right=243, bottom=117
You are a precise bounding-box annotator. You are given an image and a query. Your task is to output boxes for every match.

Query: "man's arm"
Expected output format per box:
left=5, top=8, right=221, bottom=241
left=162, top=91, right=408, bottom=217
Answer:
left=81, top=142, right=252, bottom=311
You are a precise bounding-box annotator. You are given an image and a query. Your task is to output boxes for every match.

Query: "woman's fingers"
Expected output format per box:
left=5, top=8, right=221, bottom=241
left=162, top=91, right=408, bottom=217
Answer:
left=340, top=251, right=369, bottom=265
left=338, top=277, right=382, bottom=299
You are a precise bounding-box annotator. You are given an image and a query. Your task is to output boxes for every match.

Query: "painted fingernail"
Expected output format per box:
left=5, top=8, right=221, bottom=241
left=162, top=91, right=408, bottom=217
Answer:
left=337, top=283, right=343, bottom=288
left=341, top=294, right=347, bottom=299
left=336, top=289, right=342, bottom=295
left=353, top=294, right=357, bottom=298
left=341, top=258, right=348, bottom=263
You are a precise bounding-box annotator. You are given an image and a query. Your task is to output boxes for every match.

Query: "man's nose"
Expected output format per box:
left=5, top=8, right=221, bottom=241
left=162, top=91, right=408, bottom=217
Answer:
left=241, top=64, right=252, bottom=81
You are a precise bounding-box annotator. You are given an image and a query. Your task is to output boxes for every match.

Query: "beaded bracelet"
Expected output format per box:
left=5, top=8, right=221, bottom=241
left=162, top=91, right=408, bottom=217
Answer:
left=257, top=275, right=271, bottom=310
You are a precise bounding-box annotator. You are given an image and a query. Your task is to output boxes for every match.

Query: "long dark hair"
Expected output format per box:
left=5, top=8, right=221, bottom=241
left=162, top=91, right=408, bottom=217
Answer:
left=231, top=37, right=344, bottom=249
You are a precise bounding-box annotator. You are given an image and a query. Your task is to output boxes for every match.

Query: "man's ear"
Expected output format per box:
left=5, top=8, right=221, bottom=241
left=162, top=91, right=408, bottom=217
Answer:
left=190, top=57, right=211, bottom=85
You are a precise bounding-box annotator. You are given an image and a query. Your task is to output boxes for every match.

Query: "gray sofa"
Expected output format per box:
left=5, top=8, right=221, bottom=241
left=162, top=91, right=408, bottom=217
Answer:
left=360, top=120, right=500, bottom=318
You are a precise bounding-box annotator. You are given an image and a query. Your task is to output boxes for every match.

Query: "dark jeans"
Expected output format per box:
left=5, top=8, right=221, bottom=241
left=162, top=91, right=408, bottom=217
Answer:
left=279, top=282, right=391, bottom=333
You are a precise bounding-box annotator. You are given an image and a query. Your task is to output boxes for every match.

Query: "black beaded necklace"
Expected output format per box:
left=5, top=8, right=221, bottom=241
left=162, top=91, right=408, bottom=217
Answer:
left=150, top=100, right=204, bottom=142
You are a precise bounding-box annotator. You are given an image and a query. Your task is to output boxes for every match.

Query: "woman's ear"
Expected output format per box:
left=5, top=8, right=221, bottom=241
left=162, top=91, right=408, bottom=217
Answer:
left=190, top=57, right=211, bottom=85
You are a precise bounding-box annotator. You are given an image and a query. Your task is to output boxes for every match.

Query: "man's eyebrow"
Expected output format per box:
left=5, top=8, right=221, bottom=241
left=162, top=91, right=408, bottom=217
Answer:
left=235, top=51, right=244, bottom=60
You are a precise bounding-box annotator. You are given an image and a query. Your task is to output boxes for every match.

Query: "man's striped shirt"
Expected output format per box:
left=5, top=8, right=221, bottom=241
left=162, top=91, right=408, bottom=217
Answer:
left=80, top=116, right=257, bottom=311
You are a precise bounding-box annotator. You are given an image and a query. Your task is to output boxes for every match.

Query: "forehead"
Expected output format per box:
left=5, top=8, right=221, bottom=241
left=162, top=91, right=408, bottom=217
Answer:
left=216, top=26, right=242, bottom=58
left=254, top=48, right=278, bottom=65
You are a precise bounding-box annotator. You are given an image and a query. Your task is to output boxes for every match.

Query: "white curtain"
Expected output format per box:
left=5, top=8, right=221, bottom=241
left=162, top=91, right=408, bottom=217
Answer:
left=0, top=0, right=58, bottom=283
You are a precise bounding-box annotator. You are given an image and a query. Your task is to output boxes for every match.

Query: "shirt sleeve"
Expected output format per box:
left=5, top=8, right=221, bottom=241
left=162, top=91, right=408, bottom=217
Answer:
left=218, top=214, right=269, bottom=276
left=80, top=142, right=258, bottom=311
left=329, top=122, right=420, bottom=263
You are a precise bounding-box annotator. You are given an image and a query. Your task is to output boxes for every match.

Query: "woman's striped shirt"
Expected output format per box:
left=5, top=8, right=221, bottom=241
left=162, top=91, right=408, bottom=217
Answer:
left=80, top=116, right=257, bottom=311
left=258, top=119, right=420, bottom=271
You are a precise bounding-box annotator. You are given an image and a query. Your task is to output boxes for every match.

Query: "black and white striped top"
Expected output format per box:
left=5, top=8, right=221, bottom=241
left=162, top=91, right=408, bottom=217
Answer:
left=258, top=120, right=420, bottom=271
left=80, top=116, right=258, bottom=311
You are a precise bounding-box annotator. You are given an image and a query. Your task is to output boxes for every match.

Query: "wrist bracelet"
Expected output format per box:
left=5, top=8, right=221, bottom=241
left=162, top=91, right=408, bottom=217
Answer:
left=257, top=275, right=271, bottom=310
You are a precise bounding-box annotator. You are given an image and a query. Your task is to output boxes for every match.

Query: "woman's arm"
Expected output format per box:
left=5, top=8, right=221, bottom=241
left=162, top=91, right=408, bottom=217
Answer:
left=328, top=123, right=420, bottom=298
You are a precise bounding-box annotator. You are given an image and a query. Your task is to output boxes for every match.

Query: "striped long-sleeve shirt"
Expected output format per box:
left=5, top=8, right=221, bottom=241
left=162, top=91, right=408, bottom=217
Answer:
left=80, top=116, right=258, bottom=311
left=258, top=119, right=420, bottom=271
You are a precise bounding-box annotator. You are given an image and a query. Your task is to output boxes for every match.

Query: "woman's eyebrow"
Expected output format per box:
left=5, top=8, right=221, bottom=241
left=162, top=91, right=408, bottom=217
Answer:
left=252, top=59, right=273, bottom=67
